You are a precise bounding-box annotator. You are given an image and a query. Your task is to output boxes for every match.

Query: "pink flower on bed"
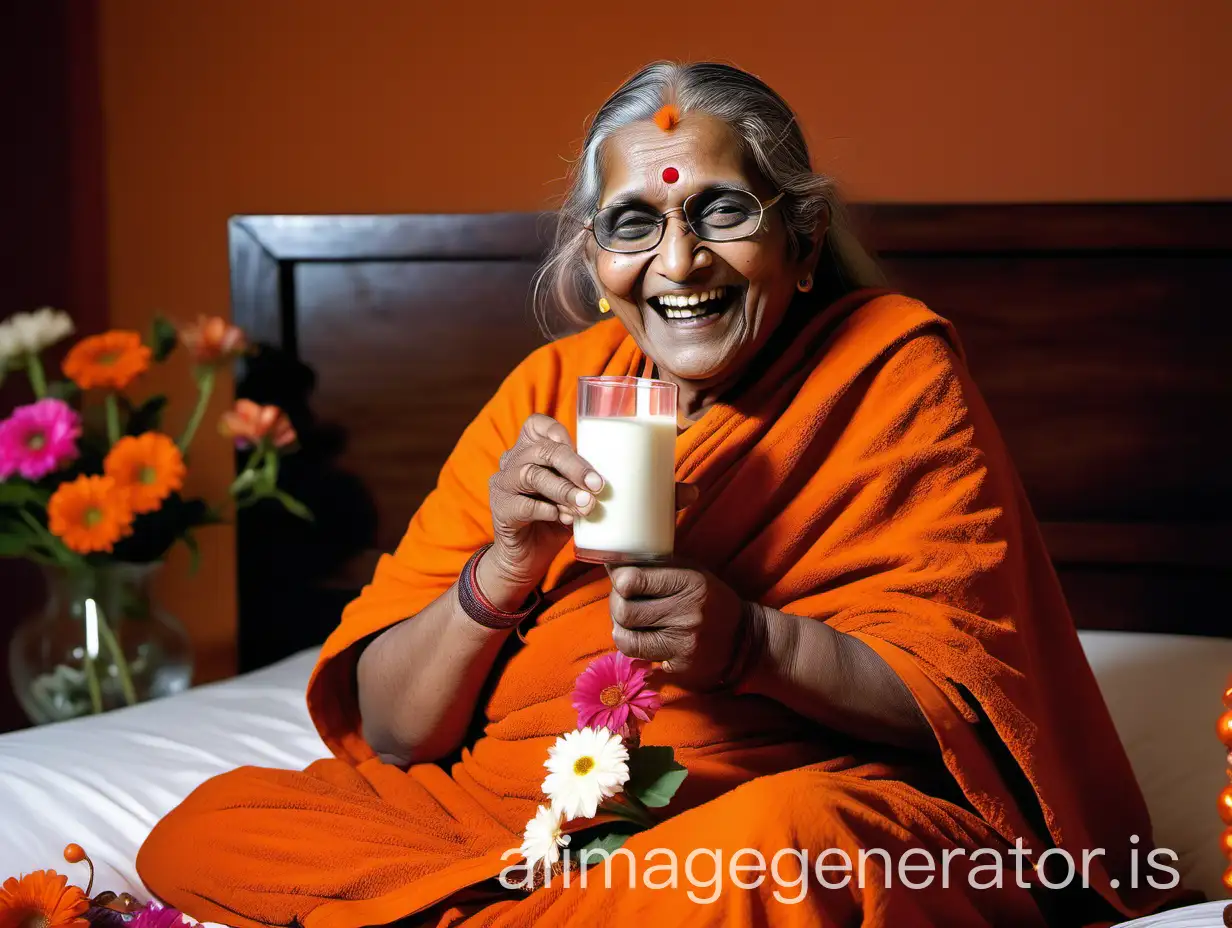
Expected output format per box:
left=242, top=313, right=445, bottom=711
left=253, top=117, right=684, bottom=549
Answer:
left=0, top=398, right=81, bottom=480
left=572, top=652, right=661, bottom=738
left=127, top=902, right=197, bottom=928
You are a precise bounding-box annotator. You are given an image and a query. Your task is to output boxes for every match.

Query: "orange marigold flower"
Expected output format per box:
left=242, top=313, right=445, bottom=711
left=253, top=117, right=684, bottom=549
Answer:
left=62, top=331, right=151, bottom=391
left=47, top=475, right=134, bottom=555
left=0, top=871, right=89, bottom=928
left=180, top=315, right=247, bottom=364
left=220, top=400, right=296, bottom=449
left=104, top=432, right=186, bottom=514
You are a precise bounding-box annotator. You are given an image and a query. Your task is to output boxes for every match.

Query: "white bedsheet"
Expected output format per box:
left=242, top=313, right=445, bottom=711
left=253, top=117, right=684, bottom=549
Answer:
left=0, top=631, right=1229, bottom=925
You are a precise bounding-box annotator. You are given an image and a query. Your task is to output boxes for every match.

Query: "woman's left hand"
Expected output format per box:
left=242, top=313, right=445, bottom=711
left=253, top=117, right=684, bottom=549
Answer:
left=607, top=564, right=749, bottom=690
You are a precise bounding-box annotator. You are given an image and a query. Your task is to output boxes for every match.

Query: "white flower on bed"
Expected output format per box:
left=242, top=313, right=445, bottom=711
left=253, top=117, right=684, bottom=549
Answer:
left=519, top=804, right=570, bottom=871
left=542, top=727, right=629, bottom=821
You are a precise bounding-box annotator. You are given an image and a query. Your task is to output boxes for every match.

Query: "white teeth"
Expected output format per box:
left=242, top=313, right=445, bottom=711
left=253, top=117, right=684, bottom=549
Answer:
left=655, top=286, right=731, bottom=319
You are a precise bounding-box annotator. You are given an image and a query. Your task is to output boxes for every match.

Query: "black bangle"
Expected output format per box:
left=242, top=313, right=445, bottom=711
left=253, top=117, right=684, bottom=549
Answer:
left=457, top=543, right=541, bottom=630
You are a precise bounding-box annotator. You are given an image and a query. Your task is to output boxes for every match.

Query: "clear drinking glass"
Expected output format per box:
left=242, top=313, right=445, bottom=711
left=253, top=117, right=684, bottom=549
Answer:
left=573, top=376, right=678, bottom=565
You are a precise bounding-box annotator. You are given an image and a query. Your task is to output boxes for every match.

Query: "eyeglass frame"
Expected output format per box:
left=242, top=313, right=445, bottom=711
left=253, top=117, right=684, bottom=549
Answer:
left=583, top=187, right=787, bottom=255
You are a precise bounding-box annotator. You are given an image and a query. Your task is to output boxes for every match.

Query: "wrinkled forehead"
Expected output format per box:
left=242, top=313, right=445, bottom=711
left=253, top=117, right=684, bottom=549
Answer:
left=597, top=113, right=760, bottom=207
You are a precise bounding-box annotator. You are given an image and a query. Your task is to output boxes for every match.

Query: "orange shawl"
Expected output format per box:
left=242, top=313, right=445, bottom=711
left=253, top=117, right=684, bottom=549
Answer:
left=140, top=291, right=1191, bottom=927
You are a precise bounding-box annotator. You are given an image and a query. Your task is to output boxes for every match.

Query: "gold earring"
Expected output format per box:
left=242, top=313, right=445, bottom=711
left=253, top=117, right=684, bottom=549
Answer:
left=797, top=275, right=813, bottom=293
left=598, top=297, right=611, bottom=314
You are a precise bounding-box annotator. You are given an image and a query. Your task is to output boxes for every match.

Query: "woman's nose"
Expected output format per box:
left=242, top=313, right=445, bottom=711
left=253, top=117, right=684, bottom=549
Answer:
left=657, top=215, right=709, bottom=281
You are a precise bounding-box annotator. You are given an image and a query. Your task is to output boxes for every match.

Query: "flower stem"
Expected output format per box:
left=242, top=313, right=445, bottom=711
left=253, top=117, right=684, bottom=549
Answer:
left=17, top=509, right=72, bottom=566
left=94, top=602, right=137, bottom=706
left=104, top=394, right=121, bottom=446
left=25, top=353, right=46, bottom=398
left=178, top=365, right=215, bottom=453
left=228, top=445, right=265, bottom=498
left=82, top=651, right=104, bottom=715
left=598, top=796, right=657, bottom=830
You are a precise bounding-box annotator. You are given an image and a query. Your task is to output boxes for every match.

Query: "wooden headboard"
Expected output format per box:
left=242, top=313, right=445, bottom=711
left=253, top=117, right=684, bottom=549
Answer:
left=228, top=204, right=1232, bottom=673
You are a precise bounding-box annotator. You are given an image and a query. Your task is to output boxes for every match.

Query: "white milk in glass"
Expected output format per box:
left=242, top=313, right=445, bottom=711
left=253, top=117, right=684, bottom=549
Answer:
left=574, top=380, right=677, bottom=563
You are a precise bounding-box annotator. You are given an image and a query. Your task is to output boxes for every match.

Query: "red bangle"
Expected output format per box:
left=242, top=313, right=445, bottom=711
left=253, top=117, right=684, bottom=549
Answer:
left=458, top=544, right=541, bottom=630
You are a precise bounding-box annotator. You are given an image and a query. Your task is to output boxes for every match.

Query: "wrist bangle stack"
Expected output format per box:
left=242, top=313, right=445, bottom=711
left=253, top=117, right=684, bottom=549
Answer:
left=457, top=543, right=542, bottom=631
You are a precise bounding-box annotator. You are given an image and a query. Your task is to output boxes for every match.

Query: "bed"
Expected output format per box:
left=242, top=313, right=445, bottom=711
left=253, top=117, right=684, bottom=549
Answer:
left=2, top=202, right=1231, bottom=926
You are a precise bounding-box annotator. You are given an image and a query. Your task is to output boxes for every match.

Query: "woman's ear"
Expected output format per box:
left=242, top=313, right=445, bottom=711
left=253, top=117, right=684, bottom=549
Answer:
left=796, top=202, right=830, bottom=278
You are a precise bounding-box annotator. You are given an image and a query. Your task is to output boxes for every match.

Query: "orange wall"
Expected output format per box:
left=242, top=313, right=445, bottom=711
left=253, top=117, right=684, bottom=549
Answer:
left=97, top=0, right=1232, bottom=681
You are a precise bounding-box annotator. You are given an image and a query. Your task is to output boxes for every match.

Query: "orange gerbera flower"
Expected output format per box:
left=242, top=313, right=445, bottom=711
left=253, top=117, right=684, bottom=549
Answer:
left=103, top=432, right=186, bottom=514
left=62, top=331, right=151, bottom=391
left=220, top=399, right=296, bottom=449
left=0, top=871, right=89, bottom=928
left=47, top=475, right=134, bottom=554
left=180, top=315, right=247, bottom=364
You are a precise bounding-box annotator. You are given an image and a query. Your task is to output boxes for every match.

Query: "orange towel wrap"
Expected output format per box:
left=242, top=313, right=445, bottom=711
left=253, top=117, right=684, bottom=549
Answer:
left=137, top=292, right=1195, bottom=927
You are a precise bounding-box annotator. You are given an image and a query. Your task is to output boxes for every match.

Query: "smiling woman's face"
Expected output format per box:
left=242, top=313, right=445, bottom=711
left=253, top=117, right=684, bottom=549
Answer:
left=593, top=112, right=820, bottom=395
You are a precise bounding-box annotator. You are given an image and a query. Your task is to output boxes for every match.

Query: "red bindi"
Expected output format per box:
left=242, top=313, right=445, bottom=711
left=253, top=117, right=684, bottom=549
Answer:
left=661, top=166, right=679, bottom=184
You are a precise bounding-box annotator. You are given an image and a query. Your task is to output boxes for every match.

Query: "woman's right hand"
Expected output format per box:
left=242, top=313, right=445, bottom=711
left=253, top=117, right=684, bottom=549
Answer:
left=481, top=414, right=603, bottom=610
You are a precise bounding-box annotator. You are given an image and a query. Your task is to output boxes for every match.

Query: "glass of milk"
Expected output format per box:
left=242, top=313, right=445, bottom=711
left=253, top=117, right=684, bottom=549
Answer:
left=574, top=375, right=678, bottom=565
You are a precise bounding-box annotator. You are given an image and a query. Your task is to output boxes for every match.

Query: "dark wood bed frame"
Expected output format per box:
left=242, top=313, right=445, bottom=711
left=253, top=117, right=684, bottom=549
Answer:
left=228, top=204, right=1232, bottom=673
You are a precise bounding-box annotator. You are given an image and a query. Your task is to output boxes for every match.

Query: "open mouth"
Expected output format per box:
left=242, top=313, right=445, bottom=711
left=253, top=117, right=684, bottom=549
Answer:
left=647, top=286, right=742, bottom=325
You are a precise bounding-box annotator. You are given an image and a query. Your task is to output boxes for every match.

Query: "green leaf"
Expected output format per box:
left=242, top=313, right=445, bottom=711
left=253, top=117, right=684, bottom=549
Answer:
left=44, top=379, right=80, bottom=402
left=150, top=315, right=178, bottom=362
left=126, top=395, right=168, bottom=434
left=575, top=828, right=635, bottom=859
left=0, top=482, right=51, bottom=507
left=273, top=490, right=313, bottom=522
left=624, top=746, right=688, bottom=809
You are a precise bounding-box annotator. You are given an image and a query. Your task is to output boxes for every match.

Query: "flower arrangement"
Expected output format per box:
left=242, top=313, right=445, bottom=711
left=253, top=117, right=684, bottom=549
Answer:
left=0, top=844, right=195, bottom=928
left=512, top=652, right=688, bottom=887
left=0, top=307, right=310, bottom=720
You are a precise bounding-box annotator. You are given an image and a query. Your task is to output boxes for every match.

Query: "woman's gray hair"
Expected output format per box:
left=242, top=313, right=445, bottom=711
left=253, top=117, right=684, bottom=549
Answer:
left=532, top=60, right=885, bottom=333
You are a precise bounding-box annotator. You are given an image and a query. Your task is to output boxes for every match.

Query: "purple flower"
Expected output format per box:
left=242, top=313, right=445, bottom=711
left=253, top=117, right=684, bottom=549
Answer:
left=86, top=905, right=131, bottom=928
left=127, top=903, right=196, bottom=928
left=0, top=398, right=81, bottom=481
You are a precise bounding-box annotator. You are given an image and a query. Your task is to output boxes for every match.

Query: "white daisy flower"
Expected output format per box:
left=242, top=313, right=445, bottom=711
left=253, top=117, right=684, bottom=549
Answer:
left=0, top=307, right=75, bottom=362
left=542, top=726, right=630, bottom=821
left=519, top=803, right=570, bottom=872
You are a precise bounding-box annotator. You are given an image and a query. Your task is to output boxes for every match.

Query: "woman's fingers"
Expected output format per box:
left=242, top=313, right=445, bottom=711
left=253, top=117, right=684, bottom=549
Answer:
left=524, top=439, right=603, bottom=496
left=519, top=413, right=573, bottom=448
left=507, top=461, right=593, bottom=514
left=612, top=624, right=678, bottom=663
left=492, top=487, right=562, bottom=526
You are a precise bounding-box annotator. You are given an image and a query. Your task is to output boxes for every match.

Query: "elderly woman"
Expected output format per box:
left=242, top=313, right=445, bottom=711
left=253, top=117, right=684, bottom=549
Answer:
left=138, top=62, right=1189, bottom=927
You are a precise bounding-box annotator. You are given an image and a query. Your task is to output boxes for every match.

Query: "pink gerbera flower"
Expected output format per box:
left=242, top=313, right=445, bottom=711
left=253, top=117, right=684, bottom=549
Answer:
left=127, top=902, right=197, bottom=928
left=572, top=652, right=661, bottom=737
left=0, top=398, right=82, bottom=481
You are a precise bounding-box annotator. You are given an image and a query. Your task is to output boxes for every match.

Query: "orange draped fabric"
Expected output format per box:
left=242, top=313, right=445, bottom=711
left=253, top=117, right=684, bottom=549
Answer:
left=137, top=292, right=1195, bottom=927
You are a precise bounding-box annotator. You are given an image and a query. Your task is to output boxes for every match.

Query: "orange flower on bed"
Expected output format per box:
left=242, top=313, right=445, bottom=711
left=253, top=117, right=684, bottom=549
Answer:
left=103, top=432, right=186, bottom=514
left=62, top=330, right=151, bottom=391
left=0, top=871, right=89, bottom=928
left=47, top=475, right=134, bottom=554
left=180, top=315, right=247, bottom=364
left=219, top=399, right=296, bottom=449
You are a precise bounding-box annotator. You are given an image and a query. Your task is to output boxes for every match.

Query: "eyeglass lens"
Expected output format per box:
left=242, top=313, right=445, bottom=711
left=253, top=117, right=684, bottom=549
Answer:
left=593, top=188, right=766, bottom=253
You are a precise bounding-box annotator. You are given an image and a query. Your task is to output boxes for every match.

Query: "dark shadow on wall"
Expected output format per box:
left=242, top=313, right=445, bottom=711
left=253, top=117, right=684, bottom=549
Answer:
left=233, top=344, right=378, bottom=673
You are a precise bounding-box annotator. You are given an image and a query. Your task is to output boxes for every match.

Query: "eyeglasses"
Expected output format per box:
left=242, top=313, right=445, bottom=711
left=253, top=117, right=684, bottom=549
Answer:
left=586, top=187, right=785, bottom=254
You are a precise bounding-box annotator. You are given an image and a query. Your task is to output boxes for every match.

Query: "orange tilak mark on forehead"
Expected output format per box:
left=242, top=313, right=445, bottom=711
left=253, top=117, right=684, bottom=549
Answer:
left=652, top=104, right=680, bottom=131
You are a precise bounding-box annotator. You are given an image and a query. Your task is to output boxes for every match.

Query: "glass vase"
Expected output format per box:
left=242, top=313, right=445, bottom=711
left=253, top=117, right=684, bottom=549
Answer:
left=8, top=562, right=194, bottom=725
